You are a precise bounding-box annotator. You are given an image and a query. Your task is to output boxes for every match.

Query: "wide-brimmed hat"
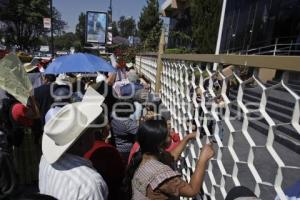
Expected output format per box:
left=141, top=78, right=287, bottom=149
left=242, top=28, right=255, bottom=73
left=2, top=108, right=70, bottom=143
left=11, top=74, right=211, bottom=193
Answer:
left=96, top=73, right=106, bottom=83
left=55, top=74, right=73, bottom=85
left=126, top=62, right=134, bottom=68
left=42, top=87, right=105, bottom=164
left=24, top=63, right=39, bottom=73
left=127, top=71, right=139, bottom=82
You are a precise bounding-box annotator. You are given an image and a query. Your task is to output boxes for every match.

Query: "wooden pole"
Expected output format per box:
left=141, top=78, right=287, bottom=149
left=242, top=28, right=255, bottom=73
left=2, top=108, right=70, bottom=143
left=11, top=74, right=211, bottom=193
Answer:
left=155, top=28, right=165, bottom=93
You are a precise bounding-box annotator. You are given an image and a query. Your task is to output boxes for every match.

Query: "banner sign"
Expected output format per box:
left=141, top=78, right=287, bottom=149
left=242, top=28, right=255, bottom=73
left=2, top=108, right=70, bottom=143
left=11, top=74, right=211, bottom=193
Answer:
left=86, top=11, right=107, bottom=44
left=43, top=17, right=51, bottom=29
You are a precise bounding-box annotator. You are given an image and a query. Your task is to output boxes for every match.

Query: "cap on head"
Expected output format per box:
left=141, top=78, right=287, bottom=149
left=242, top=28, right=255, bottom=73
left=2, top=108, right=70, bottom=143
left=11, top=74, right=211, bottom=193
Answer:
left=11, top=103, right=33, bottom=127
left=53, top=85, right=71, bottom=103
left=127, top=71, right=139, bottom=83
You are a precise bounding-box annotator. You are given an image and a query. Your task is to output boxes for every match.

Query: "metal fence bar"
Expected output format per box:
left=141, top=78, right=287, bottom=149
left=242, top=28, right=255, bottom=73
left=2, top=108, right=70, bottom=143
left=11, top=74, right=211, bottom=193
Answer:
left=136, top=54, right=300, bottom=200
left=161, top=54, right=300, bottom=71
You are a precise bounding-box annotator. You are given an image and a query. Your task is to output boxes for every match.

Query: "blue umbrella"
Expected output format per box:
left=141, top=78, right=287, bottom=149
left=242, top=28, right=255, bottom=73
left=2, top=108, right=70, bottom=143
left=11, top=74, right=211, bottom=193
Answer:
left=44, top=53, right=116, bottom=74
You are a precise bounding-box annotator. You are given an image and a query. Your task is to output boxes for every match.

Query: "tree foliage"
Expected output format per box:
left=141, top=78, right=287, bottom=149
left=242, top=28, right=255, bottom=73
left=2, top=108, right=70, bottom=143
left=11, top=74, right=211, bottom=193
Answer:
left=0, top=0, right=66, bottom=50
left=190, top=0, right=221, bottom=53
left=138, top=0, right=162, bottom=51
left=111, top=21, right=119, bottom=36
left=54, top=32, right=79, bottom=51
left=75, top=12, right=85, bottom=50
left=117, top=16, right=136, bottom=38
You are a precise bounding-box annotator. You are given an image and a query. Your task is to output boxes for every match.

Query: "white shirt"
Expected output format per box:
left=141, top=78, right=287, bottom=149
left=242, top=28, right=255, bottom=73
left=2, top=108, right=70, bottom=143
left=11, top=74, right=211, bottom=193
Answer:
left=39, top=154, right=108, bottom=200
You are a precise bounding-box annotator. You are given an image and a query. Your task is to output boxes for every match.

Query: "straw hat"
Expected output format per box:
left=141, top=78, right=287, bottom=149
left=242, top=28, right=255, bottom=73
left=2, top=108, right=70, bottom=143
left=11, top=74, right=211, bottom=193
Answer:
left=42, top=87, right=104, bottom=164
left=55, top=74, right=73, bottom=85
left=96, top=73, right=106, bottom=83
left=24, top=63, right=38, bottom=72
left=127, top=71, right=139, bottom=83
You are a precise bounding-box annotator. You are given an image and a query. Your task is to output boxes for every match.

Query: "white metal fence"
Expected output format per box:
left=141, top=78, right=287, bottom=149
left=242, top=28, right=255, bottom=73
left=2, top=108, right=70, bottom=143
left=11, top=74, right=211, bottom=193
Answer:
left=136, top=54, right=300, bottom=200
left=135, top=54, right=158, bottom=92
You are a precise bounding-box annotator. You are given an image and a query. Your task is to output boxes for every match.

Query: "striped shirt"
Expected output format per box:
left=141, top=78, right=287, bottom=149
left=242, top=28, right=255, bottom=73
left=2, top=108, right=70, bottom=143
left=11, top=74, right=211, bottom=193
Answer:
left=39, top=154, right=108, bottom=200
left=111, top=118, right=138, bottom=153
left=132, top=159, right=180, bottom=199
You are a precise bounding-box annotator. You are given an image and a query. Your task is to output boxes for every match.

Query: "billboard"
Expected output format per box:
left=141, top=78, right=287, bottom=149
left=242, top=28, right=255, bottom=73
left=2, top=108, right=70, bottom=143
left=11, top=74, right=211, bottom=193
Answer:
left=86, top=11, right=107, bottom=44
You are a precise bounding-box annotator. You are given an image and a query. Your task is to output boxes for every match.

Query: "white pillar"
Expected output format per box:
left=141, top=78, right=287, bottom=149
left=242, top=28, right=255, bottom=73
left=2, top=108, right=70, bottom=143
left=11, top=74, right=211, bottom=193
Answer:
left=213, top=0, right=227, bottom=71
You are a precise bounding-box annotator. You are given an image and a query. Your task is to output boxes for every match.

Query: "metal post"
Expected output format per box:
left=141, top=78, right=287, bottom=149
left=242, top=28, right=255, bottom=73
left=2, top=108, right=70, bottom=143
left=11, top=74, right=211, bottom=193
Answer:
left=155, top=28, right=165, bottom=93
left=107, top=0, right=113, bottom=45
left=274, top=38, right=278, bottom=56
left=50, top=0, right=54, bottom=57
left=213, top=0, right=227, bottom=71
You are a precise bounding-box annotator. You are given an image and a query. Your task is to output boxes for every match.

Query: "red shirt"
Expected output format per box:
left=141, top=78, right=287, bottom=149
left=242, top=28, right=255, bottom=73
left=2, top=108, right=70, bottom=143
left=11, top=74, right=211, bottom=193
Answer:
left=84, top=141, right=125, bottom=200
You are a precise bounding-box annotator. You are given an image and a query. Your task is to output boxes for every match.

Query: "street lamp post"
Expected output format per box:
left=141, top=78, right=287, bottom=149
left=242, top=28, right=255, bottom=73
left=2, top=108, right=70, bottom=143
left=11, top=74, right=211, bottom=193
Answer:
left=107, top=0, right=113, bottom=45
left=50, top=0, right=54, bottom=57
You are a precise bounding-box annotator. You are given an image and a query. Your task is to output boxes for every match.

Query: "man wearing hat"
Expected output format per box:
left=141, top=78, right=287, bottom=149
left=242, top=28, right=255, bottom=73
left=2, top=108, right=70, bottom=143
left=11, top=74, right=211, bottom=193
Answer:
left=120, top=70, right=144, bottom=97
left=44, top=85, right=72, bottom=123
left=39, top=88, right=108, bottom=200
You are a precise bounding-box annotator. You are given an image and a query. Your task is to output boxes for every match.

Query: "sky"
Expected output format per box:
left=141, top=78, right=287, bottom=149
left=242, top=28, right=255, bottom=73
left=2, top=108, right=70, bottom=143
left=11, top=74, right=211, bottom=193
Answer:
left=53, top=0, right=166, bottom=33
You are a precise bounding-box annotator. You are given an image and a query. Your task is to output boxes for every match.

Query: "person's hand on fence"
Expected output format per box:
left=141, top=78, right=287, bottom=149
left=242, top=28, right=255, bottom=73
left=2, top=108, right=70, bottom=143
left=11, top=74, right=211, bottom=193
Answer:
left=199, top=143, right=214, bottom=162
left=184, top=132, right=197, bottom=141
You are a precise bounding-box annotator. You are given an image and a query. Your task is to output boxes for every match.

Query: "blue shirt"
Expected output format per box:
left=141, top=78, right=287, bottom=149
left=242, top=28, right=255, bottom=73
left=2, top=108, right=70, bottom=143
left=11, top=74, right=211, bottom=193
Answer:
left=275, top=180, right=300, bottom=200
left=120, top=82, right=144, bottom=97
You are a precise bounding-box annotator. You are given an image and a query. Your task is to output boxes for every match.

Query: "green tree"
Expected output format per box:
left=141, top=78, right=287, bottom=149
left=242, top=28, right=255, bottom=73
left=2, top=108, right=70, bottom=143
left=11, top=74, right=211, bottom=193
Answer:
left=118, top=16, right=136, bottom=38
left=54, top=32, right=79, bottom=51
left=190, top=0, right=222, bottom=53
left=75, top=12, right=85, bottom=49
left=138, top=0, right=162, bottom=50
left=0, top=0, right=66, bottom=50
left=111, top=21, right=119, bottom=36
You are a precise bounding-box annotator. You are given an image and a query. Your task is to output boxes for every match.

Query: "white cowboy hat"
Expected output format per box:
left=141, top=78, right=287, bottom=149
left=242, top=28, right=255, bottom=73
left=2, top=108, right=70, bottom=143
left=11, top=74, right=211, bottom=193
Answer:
left=42, top=87, right=104, bottom=164
left=55, top=74, right=73, bottom=85
left=126, top=62, right=133, bottom=68
left=96, top=73, right=106, bottom=83
left=127, top=71, right=139, bottom=83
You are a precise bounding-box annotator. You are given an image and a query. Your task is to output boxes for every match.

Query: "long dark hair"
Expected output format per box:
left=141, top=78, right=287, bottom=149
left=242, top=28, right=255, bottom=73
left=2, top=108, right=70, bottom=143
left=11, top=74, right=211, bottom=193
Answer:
left=121, top=119, right=174, bottom=199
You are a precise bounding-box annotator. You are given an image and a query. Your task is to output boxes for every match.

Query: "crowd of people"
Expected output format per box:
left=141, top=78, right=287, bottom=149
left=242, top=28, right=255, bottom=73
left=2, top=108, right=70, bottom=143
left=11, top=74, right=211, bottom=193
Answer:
left=1, top=57, right=297, bottom=200
left=0, top=61, right=215, bottom=200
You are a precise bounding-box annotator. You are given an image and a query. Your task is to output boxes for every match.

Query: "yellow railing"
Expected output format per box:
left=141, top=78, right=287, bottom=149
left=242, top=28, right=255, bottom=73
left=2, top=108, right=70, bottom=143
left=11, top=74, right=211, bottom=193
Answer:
left=135, top=53, right=300, bottom=200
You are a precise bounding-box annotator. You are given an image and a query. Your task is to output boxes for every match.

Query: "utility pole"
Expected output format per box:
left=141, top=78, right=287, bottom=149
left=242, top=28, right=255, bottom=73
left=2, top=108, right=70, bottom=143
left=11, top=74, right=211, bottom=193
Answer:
left=107, top=0, right=113, bottom=45
left=213, top=0, right=227, bottom=71
left=50, top=0, right=54, bottom=57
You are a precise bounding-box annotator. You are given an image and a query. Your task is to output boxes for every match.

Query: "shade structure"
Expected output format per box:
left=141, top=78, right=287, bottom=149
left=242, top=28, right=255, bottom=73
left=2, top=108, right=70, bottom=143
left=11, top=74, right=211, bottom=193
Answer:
left=44, top=53, right=116, bottom=74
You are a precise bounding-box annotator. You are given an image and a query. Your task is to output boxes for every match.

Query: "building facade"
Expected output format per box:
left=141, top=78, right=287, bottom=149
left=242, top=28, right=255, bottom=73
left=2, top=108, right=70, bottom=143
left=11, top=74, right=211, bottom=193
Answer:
left=220, top=0, right=300, bottom=55
left=161, top=0, right=192, bottom=49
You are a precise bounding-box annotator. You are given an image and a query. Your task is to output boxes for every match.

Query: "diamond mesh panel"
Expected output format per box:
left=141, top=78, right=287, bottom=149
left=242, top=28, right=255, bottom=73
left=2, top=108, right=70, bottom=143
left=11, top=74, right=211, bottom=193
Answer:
left=135, top=55, right=157, bottom=92
left=139, top=56, right=300, bottom=200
